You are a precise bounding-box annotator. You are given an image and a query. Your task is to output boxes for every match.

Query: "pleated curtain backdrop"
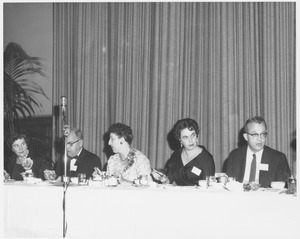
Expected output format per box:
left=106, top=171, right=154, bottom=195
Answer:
left=53, top=2, right=296, bottom=174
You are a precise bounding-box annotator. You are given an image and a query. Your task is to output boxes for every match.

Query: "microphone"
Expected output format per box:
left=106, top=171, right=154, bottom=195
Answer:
left=60, top=96, right=69, bottom=137
left=63, top=125, right=70, bottom=137
left=61, top=96, right=67, bottom=112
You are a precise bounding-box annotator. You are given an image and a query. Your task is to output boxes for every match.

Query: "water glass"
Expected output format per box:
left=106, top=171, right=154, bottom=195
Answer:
left=78, top=173, right=87, bottom=185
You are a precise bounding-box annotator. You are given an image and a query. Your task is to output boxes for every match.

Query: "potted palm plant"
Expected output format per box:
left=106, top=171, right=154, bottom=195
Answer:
left=3, top=42, right=51, bottom=166
left=4, top=42, right=50, bottom=163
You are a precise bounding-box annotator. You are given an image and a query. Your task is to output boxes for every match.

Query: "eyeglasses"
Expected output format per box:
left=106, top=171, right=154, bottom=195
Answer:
left=66, top=139, right=80, bottom=147
left=246, top=132, right=268, bottom=139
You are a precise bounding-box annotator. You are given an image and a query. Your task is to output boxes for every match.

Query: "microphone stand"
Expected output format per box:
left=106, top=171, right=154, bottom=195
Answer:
left=61, top=96, right=69, bottom=238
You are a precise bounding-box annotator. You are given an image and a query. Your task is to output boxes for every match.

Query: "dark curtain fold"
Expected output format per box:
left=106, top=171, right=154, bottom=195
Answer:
left=53, top=2, right=296, bottom=174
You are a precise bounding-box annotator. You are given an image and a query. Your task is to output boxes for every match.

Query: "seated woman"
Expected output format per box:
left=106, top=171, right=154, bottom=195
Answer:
left=153, top=118, right=215, bottom=186
left=106, top=123, right=152, bottom=184
left=5, top=133, right=52, bottom=181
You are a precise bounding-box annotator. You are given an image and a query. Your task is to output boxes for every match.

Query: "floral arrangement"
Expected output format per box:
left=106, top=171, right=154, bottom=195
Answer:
left=243, top=181, right=260, bottom=191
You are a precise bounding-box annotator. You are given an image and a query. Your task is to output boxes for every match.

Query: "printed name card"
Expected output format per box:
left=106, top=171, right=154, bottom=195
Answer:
left=259, top=163, right=269, bottom=171
left=191, top=166, right=202, bottom=176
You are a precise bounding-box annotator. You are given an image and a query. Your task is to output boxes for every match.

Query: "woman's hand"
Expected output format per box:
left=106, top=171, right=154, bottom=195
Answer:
left=151, top=169, right=169, bottom=184
left=22, top=157, right=33, bottom=171
left=113, top=171, right=123, bottom=181
left=4, top=169, right=10, bottom=181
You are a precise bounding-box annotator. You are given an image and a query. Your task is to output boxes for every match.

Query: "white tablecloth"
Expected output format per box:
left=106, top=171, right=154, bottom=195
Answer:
left=3, top=182, right=63, bottom=237
left=65, top=184, right=300, bottom=239
left=3, top=182, right=300, bottom=239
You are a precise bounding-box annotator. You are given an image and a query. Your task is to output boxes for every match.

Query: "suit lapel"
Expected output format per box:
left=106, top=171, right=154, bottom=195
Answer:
left=239, top=146, right=248, bottom=181
left=75, top=148, right=84, bottom=165
left=260, top=146, right=270, bottom=164
left=258, top=146, right=270, bottom=186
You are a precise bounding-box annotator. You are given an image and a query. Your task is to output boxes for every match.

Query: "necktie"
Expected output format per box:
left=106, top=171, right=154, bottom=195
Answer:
left=249, top=154, right=256, bottom=182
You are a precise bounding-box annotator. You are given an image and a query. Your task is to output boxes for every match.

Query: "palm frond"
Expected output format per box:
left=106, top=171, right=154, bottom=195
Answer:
left=16, top=79, right=50, bottom=100
left=10, top=59, right=47, bottom=80
left=3, top=42, right=49, bottom=136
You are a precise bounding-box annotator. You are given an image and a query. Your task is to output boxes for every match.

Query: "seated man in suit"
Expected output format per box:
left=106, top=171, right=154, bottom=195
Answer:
left=224, top=116, right=291, bottom=188
left=45, top=127, right=101, bottom=181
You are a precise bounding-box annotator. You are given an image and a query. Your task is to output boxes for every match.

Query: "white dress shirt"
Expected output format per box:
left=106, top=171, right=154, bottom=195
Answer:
left=243, top=147, right=264, bottom=183
left=70, top=148, right=83, bottom=171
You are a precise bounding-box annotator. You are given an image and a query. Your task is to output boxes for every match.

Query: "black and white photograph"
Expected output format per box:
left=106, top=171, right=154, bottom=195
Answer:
left=2, top=1, right=299, bottom=238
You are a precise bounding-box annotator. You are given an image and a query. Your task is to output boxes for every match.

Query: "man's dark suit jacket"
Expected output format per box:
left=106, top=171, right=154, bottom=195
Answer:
left=55, top=148, right=101, bottom=179
left=224, top=145, right=291, bottom=188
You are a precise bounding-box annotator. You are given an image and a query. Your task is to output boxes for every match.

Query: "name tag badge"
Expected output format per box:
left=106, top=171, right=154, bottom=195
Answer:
left=259, top=163, right=269, bottom=171
left=191, top=166, right=202, bottom=176
left=70, top=158, right=77, bottom=171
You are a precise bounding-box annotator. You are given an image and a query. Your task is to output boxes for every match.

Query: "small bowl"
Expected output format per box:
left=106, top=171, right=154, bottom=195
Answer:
left=271, top=181, right=285, bottom=190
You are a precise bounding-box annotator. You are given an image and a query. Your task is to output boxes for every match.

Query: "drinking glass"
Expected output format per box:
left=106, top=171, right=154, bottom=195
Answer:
left=78, top=173, right=87, bottom=185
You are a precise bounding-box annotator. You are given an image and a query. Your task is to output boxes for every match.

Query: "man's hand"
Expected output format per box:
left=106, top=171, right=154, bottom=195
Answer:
left=44, top=169, right=57, bottom=181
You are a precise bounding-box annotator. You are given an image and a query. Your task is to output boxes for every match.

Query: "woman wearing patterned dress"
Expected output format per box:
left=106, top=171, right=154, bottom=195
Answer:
left=106, top=123, right=151, bottom=183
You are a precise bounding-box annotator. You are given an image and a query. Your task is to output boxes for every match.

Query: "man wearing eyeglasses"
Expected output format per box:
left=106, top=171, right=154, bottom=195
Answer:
left=52, top=127, right=102, bottom=181
left=223, top=116, right=291, bottom=188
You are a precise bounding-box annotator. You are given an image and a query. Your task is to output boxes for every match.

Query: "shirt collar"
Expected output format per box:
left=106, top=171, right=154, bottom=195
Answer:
left=247, top=146, right=264, bottom=158
left=77, top=147, right=83, bottom=157
left=72, top=147, right=83, bottom=159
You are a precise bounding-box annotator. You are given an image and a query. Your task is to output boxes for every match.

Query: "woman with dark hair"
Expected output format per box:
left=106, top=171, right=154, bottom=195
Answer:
left=154, top=118, right=215, bottom=186
left=5, top=133, right=51, bottom=181
left=106, top=123, right=152, bottom=183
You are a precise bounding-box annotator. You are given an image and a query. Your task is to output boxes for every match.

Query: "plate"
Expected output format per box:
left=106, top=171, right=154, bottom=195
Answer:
left=132, top=184, right=149, bottom=188
left=4, top=179, right=15, bottom=183
left=24, top=178, right=43, bottom=184
left=50, top=181, right=64, bottom=186
left=258, top=188, right=286, bottom=193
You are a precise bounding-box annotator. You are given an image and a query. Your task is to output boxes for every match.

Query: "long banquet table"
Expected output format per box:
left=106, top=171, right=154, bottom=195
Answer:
left=3, top=181, right=63, bottom=237
left=3, top=181, right=300, bottom=239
